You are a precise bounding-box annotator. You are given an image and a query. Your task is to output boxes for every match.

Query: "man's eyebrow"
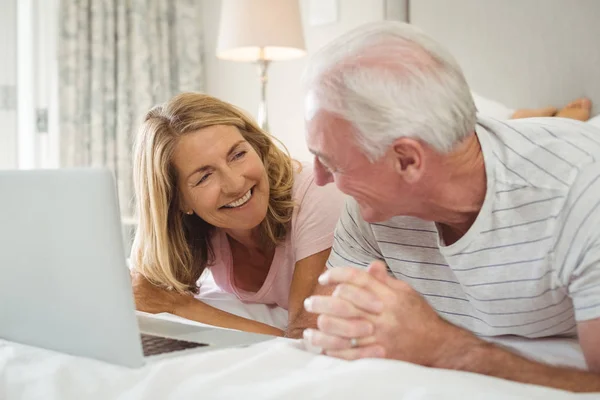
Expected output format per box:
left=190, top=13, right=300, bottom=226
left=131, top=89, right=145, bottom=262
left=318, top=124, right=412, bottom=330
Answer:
left=309, top=149, right=332, bottom=164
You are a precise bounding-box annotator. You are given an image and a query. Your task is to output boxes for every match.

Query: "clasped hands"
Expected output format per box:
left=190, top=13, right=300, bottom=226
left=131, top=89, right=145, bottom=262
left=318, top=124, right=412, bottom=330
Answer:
left=302, top=261, right=468, bottom=365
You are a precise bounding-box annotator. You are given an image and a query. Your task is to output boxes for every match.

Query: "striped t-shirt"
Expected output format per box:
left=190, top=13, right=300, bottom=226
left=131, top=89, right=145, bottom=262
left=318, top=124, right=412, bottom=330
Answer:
left=327, top=115, right=600, bottom=338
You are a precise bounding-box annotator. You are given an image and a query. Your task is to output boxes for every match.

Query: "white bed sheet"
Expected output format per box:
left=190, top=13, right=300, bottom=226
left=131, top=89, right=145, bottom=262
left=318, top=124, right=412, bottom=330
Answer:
left=195, top=270, right=289, bottom=330
left=1, top=331, right=595, bottom=400
left=1, top=287, right=595, bottom=400
left=4, top=200, right=597, bottom=399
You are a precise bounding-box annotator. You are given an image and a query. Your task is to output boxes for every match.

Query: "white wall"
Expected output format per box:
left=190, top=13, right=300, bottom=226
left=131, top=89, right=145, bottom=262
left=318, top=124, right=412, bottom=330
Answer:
left=0, top=0, right=59, bottom=170
left=202, top=0, right=386, bottom=162
left=410, top=0, right=600, bottom=115
left=35, top=0, right=60, bottom=169
left=0, top=0, right=18, bottom=169
left=17, top=0, right=60, bottom=170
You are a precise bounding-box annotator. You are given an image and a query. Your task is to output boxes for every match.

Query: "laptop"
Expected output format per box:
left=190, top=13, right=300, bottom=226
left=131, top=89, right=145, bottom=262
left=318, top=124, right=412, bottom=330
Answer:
left=0, top=168, right=272, bottom=368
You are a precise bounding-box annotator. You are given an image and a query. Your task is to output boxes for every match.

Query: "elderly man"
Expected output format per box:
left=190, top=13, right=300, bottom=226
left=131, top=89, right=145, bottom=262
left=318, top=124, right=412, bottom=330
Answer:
left=288, top=21, right=600, bottom=392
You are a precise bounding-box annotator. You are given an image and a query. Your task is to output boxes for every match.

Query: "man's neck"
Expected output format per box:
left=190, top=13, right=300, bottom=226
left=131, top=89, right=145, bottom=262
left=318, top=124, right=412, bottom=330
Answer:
left=422, top=133, right=487, bottom=242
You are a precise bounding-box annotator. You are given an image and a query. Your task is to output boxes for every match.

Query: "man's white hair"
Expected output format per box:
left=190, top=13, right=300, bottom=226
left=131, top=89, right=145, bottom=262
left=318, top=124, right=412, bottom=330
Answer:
left=303, top=21, right=476, bottom=160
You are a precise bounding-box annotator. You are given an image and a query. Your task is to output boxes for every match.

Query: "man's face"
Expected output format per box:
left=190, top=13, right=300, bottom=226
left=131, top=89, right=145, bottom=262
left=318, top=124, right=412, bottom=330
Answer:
left=306, top=109, right=404, bottom=223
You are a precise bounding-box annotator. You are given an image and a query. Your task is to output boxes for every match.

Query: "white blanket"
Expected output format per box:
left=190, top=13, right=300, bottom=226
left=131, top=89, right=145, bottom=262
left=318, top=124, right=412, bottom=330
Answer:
left=1, top=333, right=596, bottom=400
left=195, top=271, right=289, bottom=330
left=1, top=283, right=595, bottom=400
left=2, top=261, right=596, bottom=399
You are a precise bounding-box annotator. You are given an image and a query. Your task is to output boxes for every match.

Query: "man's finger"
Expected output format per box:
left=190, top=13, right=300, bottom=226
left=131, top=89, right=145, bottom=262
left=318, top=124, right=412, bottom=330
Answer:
left=303, top=328, right=376, bottom=352
left=303, top=329, right=378, bottom=352
left=325, top=344, right=386, bottom=360
left=318, top=266, right=393, bottom=298
left=317, top=314, right=374, bottom=338
left=367, top=260, right=391, bottom=284
left=332, top=283, right=384, bottom=314
left=304, top=295, right=369, bottom=319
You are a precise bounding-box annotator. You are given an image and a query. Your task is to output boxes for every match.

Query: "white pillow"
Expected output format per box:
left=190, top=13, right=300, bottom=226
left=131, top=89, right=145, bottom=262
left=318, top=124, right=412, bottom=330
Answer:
left=471, top=91, right=515, bottom=120
left=588, top=114, right=600, bottom=128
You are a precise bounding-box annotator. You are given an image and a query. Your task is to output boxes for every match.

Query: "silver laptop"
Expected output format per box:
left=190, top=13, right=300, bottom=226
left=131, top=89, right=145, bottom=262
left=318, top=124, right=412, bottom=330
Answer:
left=0, top=168, right=272, bottom=368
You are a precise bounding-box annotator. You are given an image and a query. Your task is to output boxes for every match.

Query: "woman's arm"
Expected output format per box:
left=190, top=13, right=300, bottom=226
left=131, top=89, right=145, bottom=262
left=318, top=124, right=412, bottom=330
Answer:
left=132, top=272, right=283, bottom=336
left=173, top=296, right=283, bottom=336
left=286, top=248, right=331, bottom=337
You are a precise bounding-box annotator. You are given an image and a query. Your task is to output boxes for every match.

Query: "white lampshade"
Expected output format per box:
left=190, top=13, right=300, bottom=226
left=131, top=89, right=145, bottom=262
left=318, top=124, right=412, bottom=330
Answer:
left=217, top=0, right=306, bottom=62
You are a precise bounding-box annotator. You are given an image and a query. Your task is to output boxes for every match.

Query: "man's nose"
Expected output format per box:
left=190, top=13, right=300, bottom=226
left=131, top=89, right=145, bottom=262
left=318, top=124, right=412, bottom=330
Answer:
left=313, top=159, right=334, bottom=186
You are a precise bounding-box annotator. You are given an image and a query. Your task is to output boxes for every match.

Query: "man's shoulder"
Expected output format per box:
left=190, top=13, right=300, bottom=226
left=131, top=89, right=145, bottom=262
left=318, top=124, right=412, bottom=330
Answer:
left=479, top=115, right=600, bottom=164
left=371, top=215, right=435, bottom=232
left=478, top=116, right=600, bottom=194
left=342, top=201, right=435, bottom=241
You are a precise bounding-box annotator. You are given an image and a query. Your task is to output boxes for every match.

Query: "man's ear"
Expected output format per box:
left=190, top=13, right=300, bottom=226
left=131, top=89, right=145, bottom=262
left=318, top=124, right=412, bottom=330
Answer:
left=391, top=138, right=425, bottom=184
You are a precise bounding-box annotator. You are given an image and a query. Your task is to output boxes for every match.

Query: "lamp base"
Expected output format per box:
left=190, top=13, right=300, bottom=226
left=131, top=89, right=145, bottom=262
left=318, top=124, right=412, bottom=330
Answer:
left=256, top=59, right=271, bottom=131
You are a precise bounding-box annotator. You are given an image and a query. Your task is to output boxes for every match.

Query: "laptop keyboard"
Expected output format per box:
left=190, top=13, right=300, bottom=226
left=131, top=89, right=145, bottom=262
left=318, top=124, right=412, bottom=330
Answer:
left=141, top=333, right=209, bottom=357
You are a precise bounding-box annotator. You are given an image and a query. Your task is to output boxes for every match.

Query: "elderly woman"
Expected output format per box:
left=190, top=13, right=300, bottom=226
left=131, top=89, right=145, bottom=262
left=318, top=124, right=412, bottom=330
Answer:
left=129, top=92, right=343, bottom=336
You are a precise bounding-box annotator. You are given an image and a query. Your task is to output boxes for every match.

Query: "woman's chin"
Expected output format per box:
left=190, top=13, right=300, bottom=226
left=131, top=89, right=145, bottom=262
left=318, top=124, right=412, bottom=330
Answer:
left=221, top=205, right=268, bottom=231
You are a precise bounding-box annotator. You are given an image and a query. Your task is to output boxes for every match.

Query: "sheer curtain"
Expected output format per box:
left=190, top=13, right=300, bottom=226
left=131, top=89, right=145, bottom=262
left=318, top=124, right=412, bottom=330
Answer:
left=58, top=0, right=204, bottom=219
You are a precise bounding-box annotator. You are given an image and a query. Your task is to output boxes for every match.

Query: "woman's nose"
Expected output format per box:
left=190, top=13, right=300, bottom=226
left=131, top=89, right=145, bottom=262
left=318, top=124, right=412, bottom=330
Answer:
left=221, top=169, right=246, bottom=194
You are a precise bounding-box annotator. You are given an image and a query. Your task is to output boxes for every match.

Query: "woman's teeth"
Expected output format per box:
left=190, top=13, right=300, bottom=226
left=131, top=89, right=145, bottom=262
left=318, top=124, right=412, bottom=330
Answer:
left=223, top=189, right=252, bottom=208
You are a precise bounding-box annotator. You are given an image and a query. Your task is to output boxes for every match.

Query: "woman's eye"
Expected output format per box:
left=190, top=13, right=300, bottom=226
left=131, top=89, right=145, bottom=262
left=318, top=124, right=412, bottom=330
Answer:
left=232, top=151, right=246, bottom=160
left=196, top=173, right=211, bottom=186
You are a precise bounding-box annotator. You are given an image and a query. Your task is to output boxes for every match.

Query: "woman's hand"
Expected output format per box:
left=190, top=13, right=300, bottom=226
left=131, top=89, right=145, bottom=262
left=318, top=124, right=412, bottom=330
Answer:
left=131, top=272, right=192, bottom=314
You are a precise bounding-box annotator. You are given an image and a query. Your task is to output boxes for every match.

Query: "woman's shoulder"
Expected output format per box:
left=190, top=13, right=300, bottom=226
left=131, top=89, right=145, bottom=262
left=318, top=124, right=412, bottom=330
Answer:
left=288, top=161, right=344, bottom=259
left=291, top=161, right=314, bottom=198
left=291, top=161, right=345, bottom=210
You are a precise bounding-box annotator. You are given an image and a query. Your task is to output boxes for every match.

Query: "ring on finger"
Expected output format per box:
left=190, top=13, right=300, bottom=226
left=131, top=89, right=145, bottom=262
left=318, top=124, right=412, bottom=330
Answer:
left=350, top=337, right=359, bottom=348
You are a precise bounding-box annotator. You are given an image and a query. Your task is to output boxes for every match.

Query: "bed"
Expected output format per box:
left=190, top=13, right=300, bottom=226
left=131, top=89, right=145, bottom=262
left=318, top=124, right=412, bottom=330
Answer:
left=0, top=274, right=594, bottom=399
left=0, top=334, right=592, bottom=399
left=3, top=1, right=600, bottom=398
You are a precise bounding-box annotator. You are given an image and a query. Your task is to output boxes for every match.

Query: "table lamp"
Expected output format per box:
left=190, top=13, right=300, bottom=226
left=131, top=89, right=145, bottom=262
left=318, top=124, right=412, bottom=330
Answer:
left=217, top=0, right=306, bottom=131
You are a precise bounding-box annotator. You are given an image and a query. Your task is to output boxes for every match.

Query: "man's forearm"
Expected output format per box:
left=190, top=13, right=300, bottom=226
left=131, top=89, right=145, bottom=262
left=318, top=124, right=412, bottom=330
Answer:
left=438, top=328, right=600, bottom=393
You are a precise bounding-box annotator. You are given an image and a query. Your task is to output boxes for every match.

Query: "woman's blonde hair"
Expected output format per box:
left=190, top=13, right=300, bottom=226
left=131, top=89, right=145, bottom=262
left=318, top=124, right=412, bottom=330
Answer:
left=130, top=92, right=295, bottom=293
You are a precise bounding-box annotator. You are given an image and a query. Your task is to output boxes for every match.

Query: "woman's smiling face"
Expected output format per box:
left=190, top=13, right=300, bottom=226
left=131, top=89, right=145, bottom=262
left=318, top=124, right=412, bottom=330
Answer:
left=172, top=125, right=270, bottom=230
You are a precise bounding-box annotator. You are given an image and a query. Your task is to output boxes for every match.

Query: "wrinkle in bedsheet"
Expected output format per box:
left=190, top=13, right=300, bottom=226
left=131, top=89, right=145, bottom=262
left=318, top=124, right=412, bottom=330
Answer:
left=1, top=338, right=594, bottom=400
